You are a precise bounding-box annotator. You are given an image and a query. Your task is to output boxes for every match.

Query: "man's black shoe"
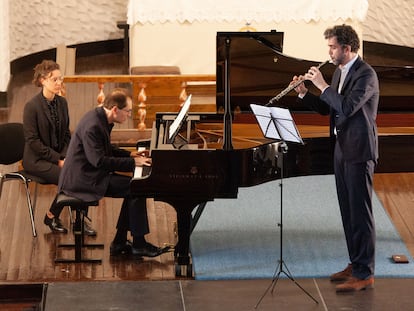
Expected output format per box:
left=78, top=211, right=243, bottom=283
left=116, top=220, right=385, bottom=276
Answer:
left=132, top=242, right=170, bottom=258
left=83, top=221, right=97, bottom=236
left=110, top=240, right=132, bottom=256
left=44, top=215, right=68, bottom=233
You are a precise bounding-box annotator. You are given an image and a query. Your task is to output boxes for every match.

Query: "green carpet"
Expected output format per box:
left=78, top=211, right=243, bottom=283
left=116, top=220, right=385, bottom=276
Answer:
left=190, top=175, right=414, bottom=280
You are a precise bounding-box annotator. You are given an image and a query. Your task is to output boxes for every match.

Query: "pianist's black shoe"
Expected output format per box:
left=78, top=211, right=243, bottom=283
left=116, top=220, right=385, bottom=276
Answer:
left=132, top=242, right=165, bottom=258
left=44, top=215, right=68, bottom=233
left=110, top=240, right=132, bottom=256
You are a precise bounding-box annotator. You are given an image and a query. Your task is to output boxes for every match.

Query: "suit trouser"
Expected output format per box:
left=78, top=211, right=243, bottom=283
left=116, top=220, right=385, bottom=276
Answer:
left=105, top=173, right=150, bottom=237
left=334, top=143, right=376, bottom=280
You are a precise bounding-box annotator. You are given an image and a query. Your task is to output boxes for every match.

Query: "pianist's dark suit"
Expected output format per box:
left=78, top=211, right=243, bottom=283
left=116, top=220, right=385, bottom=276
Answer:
left=58, top=106, right=149, bottom=237
left=299, top=56, right=379, bottom=280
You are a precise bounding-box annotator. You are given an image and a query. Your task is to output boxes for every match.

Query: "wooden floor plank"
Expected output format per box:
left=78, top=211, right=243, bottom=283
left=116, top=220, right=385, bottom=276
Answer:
left=374, top=172, right=414, bottom=258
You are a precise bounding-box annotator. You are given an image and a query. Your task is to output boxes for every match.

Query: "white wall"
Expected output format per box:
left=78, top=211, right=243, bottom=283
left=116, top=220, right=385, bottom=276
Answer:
left=6, top=0, right=414, bottom=64
left=1, top=0, right=413, bottom=92
left=129, top=19, right=361, bottom=75
left=364, top=0, right=414, bottom=46
left=9, top=0, right=128, bottom=61
left=128, top=0, right=414, bottom=74
left=0, top=0, right=10, bottom=92
left=0, top=0, right=128, bottom=91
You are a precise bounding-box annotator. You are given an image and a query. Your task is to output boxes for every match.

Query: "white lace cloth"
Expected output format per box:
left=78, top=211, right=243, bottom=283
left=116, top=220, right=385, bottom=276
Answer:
left=128, top=0, right=369, bottom=25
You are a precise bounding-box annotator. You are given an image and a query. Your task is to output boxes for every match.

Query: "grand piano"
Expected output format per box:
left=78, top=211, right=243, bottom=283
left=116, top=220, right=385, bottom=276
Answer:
left=130, top=31, right=414, bottom=276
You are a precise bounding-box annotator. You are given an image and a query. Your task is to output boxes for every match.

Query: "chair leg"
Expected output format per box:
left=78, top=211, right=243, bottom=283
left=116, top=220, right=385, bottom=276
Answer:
left=22, top=179, right=37, bottom=237
left=0, top=175, right=4, bottom=196
left=0, top=175, right=37, bottom=237
left=32, top=182, right=39, bottom=211
left=68, top=206, right=73, bottom=224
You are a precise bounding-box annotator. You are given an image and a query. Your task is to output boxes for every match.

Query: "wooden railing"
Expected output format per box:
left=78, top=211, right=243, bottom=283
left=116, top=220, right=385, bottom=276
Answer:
left=63, top=74, right=217, bottom=130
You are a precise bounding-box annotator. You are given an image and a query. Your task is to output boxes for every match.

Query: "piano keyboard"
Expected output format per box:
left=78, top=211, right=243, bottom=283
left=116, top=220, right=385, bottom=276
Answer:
left=133, top=147, right=151, bottom=179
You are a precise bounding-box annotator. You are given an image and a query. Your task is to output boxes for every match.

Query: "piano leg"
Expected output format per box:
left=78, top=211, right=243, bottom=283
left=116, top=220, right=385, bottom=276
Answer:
left=170, top=199, right=203, bottom=278
left=190, top=202, right=207, bottom=234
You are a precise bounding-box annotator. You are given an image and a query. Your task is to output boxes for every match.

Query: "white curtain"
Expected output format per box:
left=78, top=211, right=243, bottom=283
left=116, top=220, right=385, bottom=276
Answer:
left=0, top=0, right=10, bottom=92
left=128, top=0, right=369, bottom=25
left=127, top=0, right=369, bottom=74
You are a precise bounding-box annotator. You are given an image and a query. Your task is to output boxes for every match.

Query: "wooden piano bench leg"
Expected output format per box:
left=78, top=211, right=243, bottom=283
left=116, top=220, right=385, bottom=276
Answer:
left=55, top=206, right=103, bottom=264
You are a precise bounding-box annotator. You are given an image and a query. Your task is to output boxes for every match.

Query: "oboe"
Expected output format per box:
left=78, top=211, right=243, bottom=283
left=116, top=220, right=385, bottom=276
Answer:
left=267, top=60, right=330, bottom=105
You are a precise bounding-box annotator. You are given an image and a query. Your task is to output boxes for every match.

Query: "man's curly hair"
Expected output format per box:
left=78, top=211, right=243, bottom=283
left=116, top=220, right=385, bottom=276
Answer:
left=324, top=24, right=360, bottom=52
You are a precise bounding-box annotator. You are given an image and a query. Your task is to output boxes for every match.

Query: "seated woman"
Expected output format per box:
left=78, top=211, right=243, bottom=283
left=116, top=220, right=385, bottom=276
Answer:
left=22, top=59, right=96, bottom=235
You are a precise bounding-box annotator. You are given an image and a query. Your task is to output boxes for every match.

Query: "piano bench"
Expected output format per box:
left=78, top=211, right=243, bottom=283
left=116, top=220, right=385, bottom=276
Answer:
left=53, top=193, right=103, bottom=264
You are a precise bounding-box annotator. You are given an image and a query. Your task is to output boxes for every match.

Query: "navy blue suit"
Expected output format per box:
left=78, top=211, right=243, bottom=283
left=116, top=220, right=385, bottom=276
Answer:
left=300, top=56, right=379, bottom=279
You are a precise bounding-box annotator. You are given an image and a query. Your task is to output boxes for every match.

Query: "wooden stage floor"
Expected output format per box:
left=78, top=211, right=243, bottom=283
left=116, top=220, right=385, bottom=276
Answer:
left=0, top=172, right=414, bottom=311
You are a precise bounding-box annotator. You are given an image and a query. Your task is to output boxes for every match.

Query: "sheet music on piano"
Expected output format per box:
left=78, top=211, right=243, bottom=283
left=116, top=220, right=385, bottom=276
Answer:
left=133, top=96, right=193, bottom=179
left=168, top=94, right=192, bottom=142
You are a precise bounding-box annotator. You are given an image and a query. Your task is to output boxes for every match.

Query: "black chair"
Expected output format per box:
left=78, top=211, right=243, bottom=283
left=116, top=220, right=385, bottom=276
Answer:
left=54, top=193, right=103, bottom=263
left=0, top=122, right=52, bottom=237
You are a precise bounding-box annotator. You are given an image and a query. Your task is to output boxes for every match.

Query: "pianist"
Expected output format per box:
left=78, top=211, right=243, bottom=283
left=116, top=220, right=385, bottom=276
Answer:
left=58, top=88, right=165, bottom=258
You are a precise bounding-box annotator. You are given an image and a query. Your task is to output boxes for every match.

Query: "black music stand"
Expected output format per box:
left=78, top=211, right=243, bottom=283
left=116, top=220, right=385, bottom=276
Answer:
left=250, top=104, right=318, bottom=307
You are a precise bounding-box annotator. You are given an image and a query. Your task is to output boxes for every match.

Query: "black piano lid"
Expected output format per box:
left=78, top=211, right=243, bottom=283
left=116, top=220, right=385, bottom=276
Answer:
left=366, top=41, right=414, bottom=88
left=216, top=33, right=414, bottom=113
left=365, top=41, right=414, bottom=111
left=363, top=41, right=414, bottom=67
left=216, top=31, right=336, bottom=113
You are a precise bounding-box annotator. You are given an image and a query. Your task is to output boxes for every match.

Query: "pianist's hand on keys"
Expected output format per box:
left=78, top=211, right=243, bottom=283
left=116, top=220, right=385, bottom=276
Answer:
left=133, top=147, right=151, bottom=178
left=130, top=149, right=150, bottom=158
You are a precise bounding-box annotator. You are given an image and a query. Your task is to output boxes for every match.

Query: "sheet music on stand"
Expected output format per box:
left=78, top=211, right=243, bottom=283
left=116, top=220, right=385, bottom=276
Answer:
left=250, top=103, right=303, bottom=144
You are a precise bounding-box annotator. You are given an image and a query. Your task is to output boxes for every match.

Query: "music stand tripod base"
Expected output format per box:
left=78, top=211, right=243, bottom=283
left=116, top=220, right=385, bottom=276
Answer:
left=254, top=145, right=318, bottom=308
left=249, top=104, right=318, bottom=308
